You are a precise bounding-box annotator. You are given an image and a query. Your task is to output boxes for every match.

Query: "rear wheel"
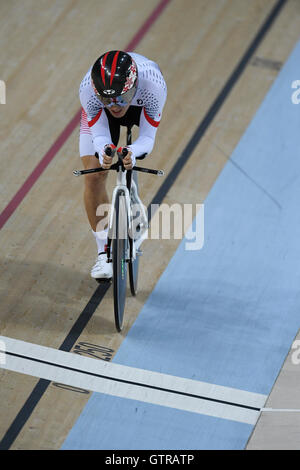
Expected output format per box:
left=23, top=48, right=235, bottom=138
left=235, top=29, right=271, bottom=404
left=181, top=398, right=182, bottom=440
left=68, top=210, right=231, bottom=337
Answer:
left=129, top=243, right=139, bottom=296
left=112, top=190, right=128, bottom=332
left=129, top=170, right=140, bottom=296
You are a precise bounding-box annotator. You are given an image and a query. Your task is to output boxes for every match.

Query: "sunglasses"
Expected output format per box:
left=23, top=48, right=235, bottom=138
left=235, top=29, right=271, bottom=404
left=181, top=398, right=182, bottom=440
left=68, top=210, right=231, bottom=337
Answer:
left=94, top=84, right=137, bottom=108
left=100, top=96, right=129, bottom=108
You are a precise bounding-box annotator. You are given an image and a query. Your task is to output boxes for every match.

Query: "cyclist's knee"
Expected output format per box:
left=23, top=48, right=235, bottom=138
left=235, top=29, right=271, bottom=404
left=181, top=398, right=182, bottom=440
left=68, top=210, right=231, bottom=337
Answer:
left=81, top=154, right=108, bottom=187
left=84, top=169, right=108, bottom=188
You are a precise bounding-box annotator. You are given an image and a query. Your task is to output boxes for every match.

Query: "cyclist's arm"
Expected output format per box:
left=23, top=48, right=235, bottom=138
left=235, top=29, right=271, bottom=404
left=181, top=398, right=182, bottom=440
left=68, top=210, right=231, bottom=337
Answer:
left=127, top=111, right=158, bottom=161
left=79, top=84, right=113, bottom=161
left=128, top=82, right=167, bottom=160
left=88, top=109, right=113, bottom=161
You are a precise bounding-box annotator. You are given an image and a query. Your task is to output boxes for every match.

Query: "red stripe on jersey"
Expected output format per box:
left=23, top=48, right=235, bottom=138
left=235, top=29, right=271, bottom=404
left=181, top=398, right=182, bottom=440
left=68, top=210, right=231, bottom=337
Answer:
left=88, top=109, right=102, bottom=127
left=110, top=51, right=120, bottom=86
left=81, top=107, right=87, bottom=121
left=101, top=52, right=109, bottom=86
left=80, top=108, right=91, bottom=134
left=143, top=108, right=160, bottom=127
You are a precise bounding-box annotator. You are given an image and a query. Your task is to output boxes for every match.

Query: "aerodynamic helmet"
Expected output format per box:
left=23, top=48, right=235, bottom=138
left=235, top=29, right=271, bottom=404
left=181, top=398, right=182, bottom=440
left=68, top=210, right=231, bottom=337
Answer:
left=91, top=50, right=138, bottom=106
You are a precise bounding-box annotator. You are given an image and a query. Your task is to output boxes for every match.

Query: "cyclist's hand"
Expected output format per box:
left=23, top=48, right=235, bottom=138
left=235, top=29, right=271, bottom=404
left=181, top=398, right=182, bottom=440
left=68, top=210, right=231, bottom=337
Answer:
left=101, top=153, right=112, bottom=169
left=122, top=150, right=135, bottom=170
left=101, top=144, right=115, bottom=169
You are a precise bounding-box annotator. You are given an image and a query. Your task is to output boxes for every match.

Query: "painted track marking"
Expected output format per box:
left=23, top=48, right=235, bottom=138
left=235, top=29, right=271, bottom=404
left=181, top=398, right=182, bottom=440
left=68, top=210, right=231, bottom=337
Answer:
left=0, top=336, right=267, bottom=425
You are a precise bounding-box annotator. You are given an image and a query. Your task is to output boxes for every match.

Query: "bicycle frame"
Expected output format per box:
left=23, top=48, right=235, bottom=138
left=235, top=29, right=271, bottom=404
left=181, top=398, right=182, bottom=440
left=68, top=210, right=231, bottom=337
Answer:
left=106, top=158, right=133, bottom=264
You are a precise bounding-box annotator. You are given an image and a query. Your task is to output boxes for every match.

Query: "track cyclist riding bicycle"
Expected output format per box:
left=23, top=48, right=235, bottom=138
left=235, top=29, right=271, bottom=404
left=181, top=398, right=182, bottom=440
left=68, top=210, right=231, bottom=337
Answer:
left=79, top=50, right=167, bottom=280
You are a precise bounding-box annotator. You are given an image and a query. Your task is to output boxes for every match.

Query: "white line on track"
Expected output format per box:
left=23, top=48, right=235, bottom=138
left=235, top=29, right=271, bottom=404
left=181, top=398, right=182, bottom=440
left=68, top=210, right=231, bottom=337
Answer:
left=0, top=336, right=267, bottom=425
left=261, top=408, right=300, bottom=412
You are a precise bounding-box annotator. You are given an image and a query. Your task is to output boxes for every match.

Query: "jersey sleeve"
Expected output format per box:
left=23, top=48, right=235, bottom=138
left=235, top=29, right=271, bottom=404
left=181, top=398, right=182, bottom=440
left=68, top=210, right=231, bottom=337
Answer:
left=79, top=72, right=113, bottom=161
left=129, top=69, right=167, bottom=160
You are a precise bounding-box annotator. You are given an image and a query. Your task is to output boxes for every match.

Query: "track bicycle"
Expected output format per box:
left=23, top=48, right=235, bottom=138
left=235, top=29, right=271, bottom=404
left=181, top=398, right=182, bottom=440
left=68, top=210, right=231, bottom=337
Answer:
left=73, top=126, right=164, bottom=332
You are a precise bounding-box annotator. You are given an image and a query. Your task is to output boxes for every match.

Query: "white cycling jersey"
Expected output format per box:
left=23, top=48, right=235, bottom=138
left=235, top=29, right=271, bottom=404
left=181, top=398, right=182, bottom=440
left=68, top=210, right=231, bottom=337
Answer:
left=79, top=52, right=167, bottom=163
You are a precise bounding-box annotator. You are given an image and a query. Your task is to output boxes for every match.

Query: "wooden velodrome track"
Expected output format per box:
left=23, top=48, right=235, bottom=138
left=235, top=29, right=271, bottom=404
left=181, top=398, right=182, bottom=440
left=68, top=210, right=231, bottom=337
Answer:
left=1, top=0, right=300, bottom=450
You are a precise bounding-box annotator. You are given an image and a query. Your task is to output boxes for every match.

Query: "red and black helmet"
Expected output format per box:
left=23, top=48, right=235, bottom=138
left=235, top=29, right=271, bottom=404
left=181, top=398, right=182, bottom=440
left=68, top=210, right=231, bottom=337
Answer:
left=91, top=50, right=138, bottom=103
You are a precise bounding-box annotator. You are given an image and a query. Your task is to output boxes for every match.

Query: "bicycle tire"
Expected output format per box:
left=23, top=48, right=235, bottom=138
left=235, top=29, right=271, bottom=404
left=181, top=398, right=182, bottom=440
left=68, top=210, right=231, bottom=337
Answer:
left=112, top=189, right=128, bottom=332
left=129, top=170, right=140, bottom=296
left=129, top=247, right=139, bottom=296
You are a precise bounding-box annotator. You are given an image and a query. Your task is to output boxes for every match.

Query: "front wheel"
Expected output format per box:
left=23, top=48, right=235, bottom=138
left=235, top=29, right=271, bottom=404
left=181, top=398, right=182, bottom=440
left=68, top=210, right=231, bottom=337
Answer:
left=112, top=189, right=128, bottom=332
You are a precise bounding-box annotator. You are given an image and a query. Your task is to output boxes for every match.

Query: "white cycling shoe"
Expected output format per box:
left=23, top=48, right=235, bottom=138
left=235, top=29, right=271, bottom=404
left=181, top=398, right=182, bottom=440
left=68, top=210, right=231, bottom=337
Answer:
left=91, top=253, right=113, bottom=280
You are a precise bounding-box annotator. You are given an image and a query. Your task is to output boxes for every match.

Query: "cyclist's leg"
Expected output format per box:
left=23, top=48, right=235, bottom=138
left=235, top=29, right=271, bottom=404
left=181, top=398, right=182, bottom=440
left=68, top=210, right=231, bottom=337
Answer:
left=80, top=109, right=109, bottom=235
left=81, top=154, right=109, bottom=233
left=80, top=112, right=113, bottom=279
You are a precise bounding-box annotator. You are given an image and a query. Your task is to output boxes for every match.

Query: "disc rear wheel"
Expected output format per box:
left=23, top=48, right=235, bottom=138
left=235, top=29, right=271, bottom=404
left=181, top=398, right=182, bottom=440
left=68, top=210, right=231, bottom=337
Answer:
left=129, top=170, right=140, bottom=296
left=129, top=243, right=139, bottom=296
left=112, top=190, right=128, bottom=332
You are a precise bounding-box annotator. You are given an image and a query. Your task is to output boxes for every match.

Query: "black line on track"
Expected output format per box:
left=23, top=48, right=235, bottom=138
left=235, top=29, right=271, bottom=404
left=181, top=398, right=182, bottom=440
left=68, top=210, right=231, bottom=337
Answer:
left=148, top=0, right=287, bottom=214
left=0, top=283, right=110, bottom=451
left=0, top=0, right=287, bottom=450
left=2, top=350, right=261, bottom=412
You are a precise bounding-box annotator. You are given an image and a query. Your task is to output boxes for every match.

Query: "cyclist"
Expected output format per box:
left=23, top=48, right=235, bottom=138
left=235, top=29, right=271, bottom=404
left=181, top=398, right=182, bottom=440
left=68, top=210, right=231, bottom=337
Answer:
left=79, top=50, right=167, bottom=280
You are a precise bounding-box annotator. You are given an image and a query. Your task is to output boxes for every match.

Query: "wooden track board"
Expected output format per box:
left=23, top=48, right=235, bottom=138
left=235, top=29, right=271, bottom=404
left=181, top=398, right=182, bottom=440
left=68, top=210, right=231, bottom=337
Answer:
left=0, top=0, right=299, bottom=450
